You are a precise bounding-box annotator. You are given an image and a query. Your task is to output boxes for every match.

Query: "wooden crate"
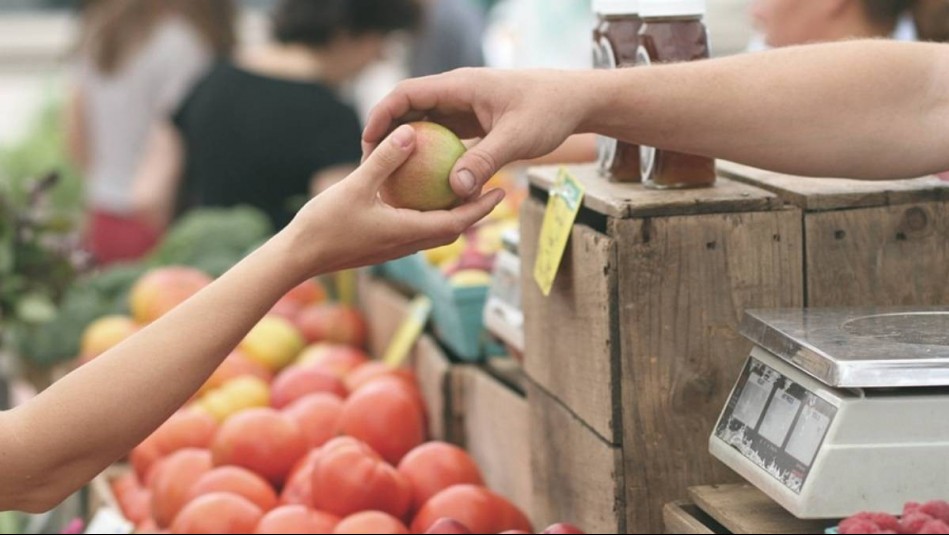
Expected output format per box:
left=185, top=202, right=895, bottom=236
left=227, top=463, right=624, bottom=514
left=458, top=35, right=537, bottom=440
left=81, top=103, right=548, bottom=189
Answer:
left=664, top=484, right=833, bottom=535
left=528, top=377, right=625, bottom=533
left=357, top=274, right=463, bottom=442
left=455, top=360, right=533, bottom=521
left=718, top=161, right=949, bottom=307
left=521, top=165, right=804, bottom=533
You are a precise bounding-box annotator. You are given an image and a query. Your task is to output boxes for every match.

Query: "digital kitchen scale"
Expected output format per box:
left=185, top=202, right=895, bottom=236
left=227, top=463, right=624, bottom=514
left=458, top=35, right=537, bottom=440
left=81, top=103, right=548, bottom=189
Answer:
left=710, top=308, right=949, bottom=519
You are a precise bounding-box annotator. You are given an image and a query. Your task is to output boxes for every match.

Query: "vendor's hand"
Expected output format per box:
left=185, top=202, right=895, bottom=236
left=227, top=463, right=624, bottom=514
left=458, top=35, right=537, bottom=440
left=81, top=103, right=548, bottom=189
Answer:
left=283, top=124, right=505, bottom=278
left=363, top=69, right=590, bottom=199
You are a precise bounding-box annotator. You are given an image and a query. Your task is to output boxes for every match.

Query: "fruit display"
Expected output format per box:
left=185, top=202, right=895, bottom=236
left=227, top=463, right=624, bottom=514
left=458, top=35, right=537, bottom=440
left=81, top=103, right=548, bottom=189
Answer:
left=93, top=268, right=585, bottom=535
left=837, top=501, right=949, bottom=534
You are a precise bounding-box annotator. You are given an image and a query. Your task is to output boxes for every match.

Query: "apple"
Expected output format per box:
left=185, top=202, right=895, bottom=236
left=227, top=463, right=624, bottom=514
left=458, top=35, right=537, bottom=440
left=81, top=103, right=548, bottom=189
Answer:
left=380, top=122, right=465, bottom=211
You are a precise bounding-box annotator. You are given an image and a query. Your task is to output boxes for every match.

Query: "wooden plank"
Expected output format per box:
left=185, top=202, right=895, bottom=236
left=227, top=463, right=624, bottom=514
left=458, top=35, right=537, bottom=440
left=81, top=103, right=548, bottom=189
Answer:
left=411, top=335, right=457, bottom=442
left=805, top=202, right=949, bottom=307
left=357, top=274, right=412, bottom=358
left=484, top=356, right=526, bottom=395
left=688, top=485, right=830, bottom=535
left=528, top=164, right=783, bottom=219
left=663, top=501, right=720, bottom=535
left=520, top=197, right=620, bottom=443
left=615, top=209, right=804, bottom=534
left=718, top=160, right=949, bottom=212
left=528, top=379, right=625, bottom=533
left=459, top=366, right=534, bottom=521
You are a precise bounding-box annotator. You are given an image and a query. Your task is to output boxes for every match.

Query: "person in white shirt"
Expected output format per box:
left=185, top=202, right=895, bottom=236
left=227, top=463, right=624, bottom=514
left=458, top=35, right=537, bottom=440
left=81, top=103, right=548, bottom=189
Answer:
left=66, top=0, right=236, bottom=264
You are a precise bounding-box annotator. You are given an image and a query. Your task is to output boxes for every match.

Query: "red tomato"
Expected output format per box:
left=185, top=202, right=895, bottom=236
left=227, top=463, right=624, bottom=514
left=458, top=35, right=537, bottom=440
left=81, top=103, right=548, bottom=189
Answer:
left=333, top=511, right=409, bottom=534
left=271, top=364, right=347, bottom=409
left=188, top=466, right=278, bottom=512
left=170, top=492, right=263, bottom=534
left=295, top=304, right=367, bottom=347
left=344, top=362, right=418, bottom=395
left=110, top=472, right=152, bottom=524
left=149, top=449, right=213, bottom=528
left=281, top=450, right=321, bottom=506
left=255, top=505, right=339, bottom=534
left=311, top=437, right=411, bottom=519
left=339, top=377, right=425, bottom=465
left=297, top=344, right=369, bottom=378
left=411, top=485, right=533, bottom=534
left=283, top=279, right=328, bottom=307
left=130, top=437, right=163, bottom=485
left=211, top=408, right=307, bottom=486
left=283, top=393, right=343, bottom=448
left=152, top=409, right=219, bottom=455
left=397, top=442, right=484, bottom=513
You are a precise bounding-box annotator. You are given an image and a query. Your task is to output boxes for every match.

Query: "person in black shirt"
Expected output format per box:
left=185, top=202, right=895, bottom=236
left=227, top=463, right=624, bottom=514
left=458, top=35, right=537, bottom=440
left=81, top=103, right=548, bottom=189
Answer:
left=133, top=0, right=421, bottom=231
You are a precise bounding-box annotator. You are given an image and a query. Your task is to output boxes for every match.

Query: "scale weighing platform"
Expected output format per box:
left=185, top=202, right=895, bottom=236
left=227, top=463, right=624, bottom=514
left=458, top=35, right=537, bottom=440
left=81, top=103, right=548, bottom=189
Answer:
left=710, top=308, right=949, bottom=519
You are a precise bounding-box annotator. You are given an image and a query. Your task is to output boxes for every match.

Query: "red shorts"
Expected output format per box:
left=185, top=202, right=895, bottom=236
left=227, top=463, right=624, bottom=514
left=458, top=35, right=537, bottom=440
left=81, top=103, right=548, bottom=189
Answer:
left=86, top=210, right=160, bottom=265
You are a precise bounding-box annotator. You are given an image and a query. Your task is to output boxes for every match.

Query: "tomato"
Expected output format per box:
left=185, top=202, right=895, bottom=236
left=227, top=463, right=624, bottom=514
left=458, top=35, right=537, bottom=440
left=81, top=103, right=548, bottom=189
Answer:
left=333, top=511, right=409, bottom=534
left=152, top=409, right=219, bottom=455
left=283, top=393, right=343, bottom=448
left=211, top=408, right=307, bottom=486
left=295, top=304, right=367, bottom=347
left=170, top=492, right=263, bottom=534
left=131, top=436, right=163, bottom=485
left=280, top=449, right=321, bottom=506
left=297, top=344, right=369, bottom=378
left=283, top=279, right=328, bottom=307
left=110, top=472, right=152, bottom=524
left=344, top=362, right=418, bottom=395
left=339, top=377, right=425, bottom=465
left=271, top=364, right=347, bottom=409
left=149, top=449, right=213, bottom=528
left=255, top=505, right=339, bottom=534
left=397, top=442, right=484, bottom=513
left=188, top=466, right=278, bottom=512
left=311, top=437, right=411, bottom=520
left=130, top=267, right=211, bottom=324
left=410, top=485, right=533, bottom=534
left=199, top=351, right=273, bottom=396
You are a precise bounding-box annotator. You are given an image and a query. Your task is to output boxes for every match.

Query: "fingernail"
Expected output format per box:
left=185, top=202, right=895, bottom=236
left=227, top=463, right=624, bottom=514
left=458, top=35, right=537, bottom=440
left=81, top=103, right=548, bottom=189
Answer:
left=456, top=169, right=476, bottom=195
left=390, top=125, right=414, bottom=149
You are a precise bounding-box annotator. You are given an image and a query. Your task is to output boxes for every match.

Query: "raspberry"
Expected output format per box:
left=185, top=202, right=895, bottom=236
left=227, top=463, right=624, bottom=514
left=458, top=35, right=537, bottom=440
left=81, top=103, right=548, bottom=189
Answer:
left=917, top=520, right=949, bottom=535
left=901, top=512, right=936, bottom=534
left=921, top=502, right=949, bottom=524
left=840, top=518, right=883, bottom=534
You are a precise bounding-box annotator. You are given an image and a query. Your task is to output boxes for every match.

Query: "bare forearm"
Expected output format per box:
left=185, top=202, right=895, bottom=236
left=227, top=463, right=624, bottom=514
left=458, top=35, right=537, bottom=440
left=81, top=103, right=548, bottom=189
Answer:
left=584, top=41, right=949, bottom=179
left=4, top=232, right=305, bottom=511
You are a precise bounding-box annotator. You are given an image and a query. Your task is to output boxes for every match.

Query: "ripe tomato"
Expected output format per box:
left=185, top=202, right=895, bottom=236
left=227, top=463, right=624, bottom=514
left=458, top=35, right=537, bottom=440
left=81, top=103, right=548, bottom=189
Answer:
left=188, top=466, right=278, bottom=512
left=130, top=436, right=163, bottom=485
left=333, top=511, right=409, bottom=534
left=283, top=393, right=343, bottom=448
left=339, top=377, right=425, bottom=465
left=411, top=485, right=533, bottom=534
left=311, top=437, right=411, bottom=520
left=271, top=364, right=347, bottom=409
left=295, top=304, right=367, bottom=347
left=255, top=505, right=339, bottom=534
left=281, top=450, right=321, bottom=506
left=397, top=442, right=484, bottom=513
left=344, top=362, right=418, bottom=395
left=199, top=351, right=273, bottom=396
left=149, top=449, right=213, bottom=528
left=152, top=409, right=219, bottom=455
left=110, top=472, right=152, bottom=524
left=297, top=344, right=369, bottom=378
left=211, top=408, right=307, bottom=486
left=170, top=492, right=263, bottom=534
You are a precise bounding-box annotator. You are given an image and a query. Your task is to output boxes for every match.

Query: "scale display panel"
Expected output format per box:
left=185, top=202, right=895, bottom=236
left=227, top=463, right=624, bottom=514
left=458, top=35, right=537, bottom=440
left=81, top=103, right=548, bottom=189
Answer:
left=715, top=357, right=838, bottom=494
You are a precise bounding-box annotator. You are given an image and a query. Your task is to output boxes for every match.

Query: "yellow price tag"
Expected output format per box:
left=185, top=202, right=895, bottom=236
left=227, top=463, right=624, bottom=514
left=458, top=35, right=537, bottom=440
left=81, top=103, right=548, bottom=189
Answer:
left=533, top=168, right=585, bottom=297
left=383, top=295, right=433, bottom=368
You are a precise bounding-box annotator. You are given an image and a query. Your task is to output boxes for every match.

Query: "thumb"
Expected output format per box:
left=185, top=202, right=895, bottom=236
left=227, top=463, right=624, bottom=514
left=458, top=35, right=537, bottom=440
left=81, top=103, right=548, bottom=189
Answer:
left=450, top=128, right=521, bottom=199
left=358, top=124, right=416, bottom=191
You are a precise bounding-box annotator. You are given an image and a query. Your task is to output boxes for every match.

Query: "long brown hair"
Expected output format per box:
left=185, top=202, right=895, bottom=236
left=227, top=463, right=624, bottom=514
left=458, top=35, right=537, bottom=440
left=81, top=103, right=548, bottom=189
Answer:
left=78, top=0, right=237, bottom=74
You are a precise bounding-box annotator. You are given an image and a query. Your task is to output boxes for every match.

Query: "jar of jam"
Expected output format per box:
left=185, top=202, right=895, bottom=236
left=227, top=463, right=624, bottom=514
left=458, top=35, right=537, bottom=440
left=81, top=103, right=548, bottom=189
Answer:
left=637, top=0, right=716, bottom=189
left=593, top=0, right=642, bottom=183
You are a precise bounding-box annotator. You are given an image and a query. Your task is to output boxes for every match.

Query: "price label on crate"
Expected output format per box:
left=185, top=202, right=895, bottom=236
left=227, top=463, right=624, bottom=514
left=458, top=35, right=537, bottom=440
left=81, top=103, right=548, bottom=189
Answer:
left=383, top=295, right=433, bottom=368
left=533, top=168, right=585, bottom=297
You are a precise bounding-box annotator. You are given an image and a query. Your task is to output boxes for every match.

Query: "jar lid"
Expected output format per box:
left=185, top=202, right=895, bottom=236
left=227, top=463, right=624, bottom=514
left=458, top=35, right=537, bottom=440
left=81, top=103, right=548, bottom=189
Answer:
left=639, top=0, right=705, bottom=17
left=593, top=0, right=640, bottom=16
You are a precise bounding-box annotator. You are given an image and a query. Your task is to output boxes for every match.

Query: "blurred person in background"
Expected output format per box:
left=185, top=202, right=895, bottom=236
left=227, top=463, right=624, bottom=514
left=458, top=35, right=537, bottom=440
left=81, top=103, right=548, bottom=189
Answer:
left=133, top=0, right=421, bottom=233
left=749, top=0, right=949, bottom=50
left=409, top=0, right=485, bottom=78
left=65, top=0, right=236, bottom=265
